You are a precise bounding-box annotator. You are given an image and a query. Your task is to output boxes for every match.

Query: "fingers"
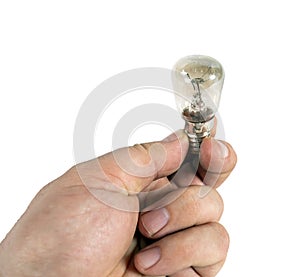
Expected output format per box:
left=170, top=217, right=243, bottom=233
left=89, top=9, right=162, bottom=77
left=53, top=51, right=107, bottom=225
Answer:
left=134, top=222, right=229, bottom=276
left=136, top=181, right=227, bottom=276
left=193, top=259, right=226, bottom=277
left=139, top=186, right=223, bottom=238
left=170, top=260, right=225, bottom=277
left=170, top=267, right=199, bottom=277
left=198, top=138, right=237, bottom=188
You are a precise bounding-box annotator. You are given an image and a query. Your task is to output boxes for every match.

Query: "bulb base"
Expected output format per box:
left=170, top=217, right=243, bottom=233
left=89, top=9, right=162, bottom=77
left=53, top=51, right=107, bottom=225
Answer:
left=184, top=117, right=214, bottom=154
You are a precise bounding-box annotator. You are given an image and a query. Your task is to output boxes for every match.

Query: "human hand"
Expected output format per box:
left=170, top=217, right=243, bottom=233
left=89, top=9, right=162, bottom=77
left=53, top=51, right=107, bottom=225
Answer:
left=0, top=129, right=236, bottom=276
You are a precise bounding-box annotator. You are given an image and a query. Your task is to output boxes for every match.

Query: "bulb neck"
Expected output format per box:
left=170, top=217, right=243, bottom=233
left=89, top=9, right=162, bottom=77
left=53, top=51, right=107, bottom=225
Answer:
left=184, top=117, right=215, bottom=154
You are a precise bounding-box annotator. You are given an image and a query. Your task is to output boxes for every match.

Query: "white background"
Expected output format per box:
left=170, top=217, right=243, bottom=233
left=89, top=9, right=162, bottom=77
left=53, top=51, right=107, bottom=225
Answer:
left=1, top=0, right=300, bottom=276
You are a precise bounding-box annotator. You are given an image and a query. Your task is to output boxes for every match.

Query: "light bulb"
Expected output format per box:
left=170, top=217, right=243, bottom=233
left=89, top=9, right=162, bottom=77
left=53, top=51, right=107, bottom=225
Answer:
left=172, top=55, right=224, bottom=153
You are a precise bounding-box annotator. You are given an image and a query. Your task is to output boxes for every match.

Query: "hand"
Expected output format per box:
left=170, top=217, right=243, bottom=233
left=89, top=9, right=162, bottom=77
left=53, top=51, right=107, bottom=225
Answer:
left=0, top=130, right=236, bottom=276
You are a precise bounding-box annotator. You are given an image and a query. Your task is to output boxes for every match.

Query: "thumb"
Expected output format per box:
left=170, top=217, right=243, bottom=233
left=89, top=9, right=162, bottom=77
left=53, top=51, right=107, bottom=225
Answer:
left=98, top=130, right=189, bottom=193
left=75, top=130, right=188, bottom=208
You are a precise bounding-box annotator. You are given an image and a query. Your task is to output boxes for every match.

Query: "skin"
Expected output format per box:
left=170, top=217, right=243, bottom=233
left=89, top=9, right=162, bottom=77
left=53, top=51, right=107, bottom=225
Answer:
left=0, top=128, right=237, bottom=277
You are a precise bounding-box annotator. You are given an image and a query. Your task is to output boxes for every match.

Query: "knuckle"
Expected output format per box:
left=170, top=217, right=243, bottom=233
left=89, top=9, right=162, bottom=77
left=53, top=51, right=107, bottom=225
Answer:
left=192, top=187, right=224, bottom=222
left=130, top=143, right=152, bottom=163
left=214, top=190, right=224, bottom=220
left=211, top=222, right=230, bottom=259
left=132, top=142, right=150, bottom=152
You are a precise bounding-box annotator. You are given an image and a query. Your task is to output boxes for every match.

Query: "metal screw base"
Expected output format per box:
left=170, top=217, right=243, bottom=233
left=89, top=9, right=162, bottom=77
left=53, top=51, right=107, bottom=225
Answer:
left=184, top=117, right=215, bottom=154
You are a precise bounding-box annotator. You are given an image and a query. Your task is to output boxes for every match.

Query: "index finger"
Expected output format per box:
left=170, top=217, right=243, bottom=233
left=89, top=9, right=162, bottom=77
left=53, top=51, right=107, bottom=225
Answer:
left=198, top=138, right=237, bottom=188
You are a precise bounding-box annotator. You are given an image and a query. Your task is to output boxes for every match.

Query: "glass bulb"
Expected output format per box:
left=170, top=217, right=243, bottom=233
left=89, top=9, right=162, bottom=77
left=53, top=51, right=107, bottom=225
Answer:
left=172, top=55, right=224, bottom=153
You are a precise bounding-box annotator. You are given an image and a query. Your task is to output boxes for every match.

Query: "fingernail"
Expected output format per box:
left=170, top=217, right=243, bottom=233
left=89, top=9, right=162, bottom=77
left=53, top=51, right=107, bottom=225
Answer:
left=162, top=130, right=186, bottom=142
left=214, top=140, right=229, bottom=158
left=136, top=247, right=161, bottom=269
left=141, top=208, right=169, bottom=236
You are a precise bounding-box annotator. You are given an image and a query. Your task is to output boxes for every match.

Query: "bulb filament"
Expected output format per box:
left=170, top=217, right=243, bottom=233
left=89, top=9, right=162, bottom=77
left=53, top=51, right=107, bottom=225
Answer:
left=186, top=74, right=207, bottom=114
left=190, top=77, right=206, bottom=113
left=182, top=71, right=214, bottom=123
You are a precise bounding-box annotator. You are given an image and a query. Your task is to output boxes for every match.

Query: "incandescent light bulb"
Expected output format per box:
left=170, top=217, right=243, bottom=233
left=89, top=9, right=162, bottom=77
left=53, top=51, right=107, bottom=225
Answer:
left=172, top=55, right=224, bottom=153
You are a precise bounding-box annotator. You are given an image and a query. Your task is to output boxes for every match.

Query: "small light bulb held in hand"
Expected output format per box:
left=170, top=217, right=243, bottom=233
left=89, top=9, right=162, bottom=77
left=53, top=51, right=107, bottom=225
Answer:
left=172, top=55, right=224, bottom=154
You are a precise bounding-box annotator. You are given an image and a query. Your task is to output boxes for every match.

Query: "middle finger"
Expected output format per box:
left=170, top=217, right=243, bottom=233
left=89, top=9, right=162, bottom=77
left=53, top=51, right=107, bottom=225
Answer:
left=139, top=185, right=223, bottom=238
